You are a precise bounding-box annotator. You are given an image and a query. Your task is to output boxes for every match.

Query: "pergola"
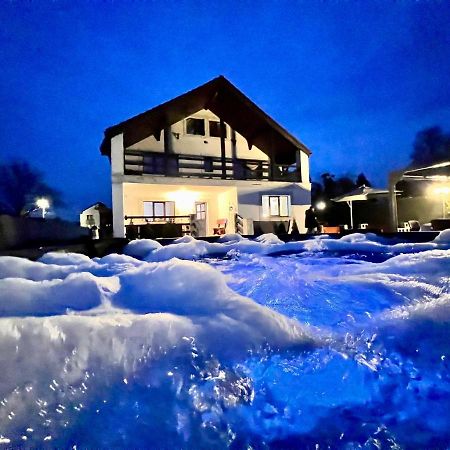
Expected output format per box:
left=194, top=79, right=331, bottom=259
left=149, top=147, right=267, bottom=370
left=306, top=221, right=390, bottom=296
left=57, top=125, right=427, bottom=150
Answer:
left=388, top=160, right=450, bottom=231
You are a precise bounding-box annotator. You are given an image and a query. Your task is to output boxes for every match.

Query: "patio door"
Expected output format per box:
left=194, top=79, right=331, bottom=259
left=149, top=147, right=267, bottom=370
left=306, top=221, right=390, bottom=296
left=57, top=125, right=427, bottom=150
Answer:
left=194, top=202, right=207, bottom=236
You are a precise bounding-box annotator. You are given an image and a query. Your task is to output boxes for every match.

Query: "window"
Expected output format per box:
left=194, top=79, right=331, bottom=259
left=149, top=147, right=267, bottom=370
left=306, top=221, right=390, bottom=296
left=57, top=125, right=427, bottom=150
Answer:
left=186, top=118, right=205, bottom=136
left=209, top=120, right=227, bottom=138
left=261, top=195, right=291, bottom=217
left=143, top=201, right=175, bottom=221
left=195, top=202, right=207, bottom=220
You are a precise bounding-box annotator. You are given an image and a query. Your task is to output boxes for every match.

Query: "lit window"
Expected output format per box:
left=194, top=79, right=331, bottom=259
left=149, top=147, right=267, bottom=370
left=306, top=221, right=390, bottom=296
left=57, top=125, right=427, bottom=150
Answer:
left=186, top=118, right=205, bottom=136
left=261, top=195, right=291, bottom=217
left=143, top=201, right=175, bottom=221
left=209, top=120, right=227, bottom=138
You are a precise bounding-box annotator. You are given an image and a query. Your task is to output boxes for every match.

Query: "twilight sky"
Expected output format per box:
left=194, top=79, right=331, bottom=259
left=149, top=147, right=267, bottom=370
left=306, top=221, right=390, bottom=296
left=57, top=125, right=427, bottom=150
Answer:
left=1, top=1, right=450, bottom=219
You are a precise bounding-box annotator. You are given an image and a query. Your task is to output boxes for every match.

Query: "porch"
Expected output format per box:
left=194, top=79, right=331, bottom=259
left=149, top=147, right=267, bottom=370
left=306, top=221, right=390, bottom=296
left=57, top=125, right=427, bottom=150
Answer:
left=122, top=183, right=238, bottom=238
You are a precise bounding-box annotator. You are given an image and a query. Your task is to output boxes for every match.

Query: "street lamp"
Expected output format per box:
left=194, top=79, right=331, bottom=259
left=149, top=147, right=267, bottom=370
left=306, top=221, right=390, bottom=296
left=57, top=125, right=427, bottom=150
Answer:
left=315, top=201, right=326, bottom=211
left=36, top=198, right=50, bottom=218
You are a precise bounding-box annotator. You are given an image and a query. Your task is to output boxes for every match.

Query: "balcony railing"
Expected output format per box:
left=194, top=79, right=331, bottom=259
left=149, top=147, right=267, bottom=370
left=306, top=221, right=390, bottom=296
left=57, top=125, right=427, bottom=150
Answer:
left=123, top=150, right=301, bottom=182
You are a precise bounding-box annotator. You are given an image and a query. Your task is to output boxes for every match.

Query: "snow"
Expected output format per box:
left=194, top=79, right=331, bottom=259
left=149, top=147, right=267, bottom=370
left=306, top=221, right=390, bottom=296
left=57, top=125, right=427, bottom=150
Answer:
left=123, top=230, right=450, bottom=262
left=0, top=231, right=450, bottom=447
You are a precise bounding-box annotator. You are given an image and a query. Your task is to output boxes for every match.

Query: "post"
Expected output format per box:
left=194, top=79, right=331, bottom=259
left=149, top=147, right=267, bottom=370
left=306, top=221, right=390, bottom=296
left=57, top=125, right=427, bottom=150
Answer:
left=220, top=118, right=227, bottom=179
left=111, top=133, right=125, bottom=238
left=164, top=125, right=175, bottom=175
left=388, top=170, right=402, bottom=232
left=347, top=200, right=354, bottom=229
left=231, top=128, right=238, bottom=178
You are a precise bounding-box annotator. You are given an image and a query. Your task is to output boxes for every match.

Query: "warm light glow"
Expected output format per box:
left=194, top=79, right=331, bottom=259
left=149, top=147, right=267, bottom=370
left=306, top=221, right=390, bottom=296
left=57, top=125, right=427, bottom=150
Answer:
left=316, top=201, right=326, bottom=210
left=428, top=184, right=450, bottom=196
left=36, top=198, right=50, bottom=210
left=166, top=189, right=199, bottom=205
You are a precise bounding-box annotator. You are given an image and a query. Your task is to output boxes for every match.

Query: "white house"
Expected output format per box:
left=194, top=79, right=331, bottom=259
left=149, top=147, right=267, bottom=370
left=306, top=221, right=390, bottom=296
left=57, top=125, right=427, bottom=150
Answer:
left=79, top=202, right=112, bottom=236
left=100, top=76, right=312, bottom=238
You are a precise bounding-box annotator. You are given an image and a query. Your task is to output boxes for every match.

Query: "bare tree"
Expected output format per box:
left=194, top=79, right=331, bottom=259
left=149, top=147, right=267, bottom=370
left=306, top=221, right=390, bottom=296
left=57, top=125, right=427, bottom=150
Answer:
left=0, top=161, right=63, bottom=216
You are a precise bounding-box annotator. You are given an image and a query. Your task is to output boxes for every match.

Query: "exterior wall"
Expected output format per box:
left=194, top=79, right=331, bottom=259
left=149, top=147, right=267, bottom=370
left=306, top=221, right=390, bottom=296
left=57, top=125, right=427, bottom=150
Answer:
left=128, top=109, right=269, bottom=161
left=236, top=182, right=311, bottom=232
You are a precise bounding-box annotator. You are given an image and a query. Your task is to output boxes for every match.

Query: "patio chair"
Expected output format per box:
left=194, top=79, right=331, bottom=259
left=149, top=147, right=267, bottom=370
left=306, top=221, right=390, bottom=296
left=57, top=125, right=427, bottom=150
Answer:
left=213, top=219, right=227, bottom=235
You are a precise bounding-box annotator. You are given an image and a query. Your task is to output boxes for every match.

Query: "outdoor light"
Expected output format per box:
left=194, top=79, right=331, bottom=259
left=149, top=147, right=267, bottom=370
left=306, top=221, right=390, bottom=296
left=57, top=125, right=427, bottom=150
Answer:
left=36, top=197, right=50, bottom=218
left=429, top=184, right=450, bottom=218
left=316, top=201, right=326, bottom=211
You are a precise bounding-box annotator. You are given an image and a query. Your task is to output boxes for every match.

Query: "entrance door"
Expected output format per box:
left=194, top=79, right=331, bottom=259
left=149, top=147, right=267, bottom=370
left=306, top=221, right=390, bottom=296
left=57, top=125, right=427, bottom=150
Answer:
left=194, top=202, right=207, bottom=236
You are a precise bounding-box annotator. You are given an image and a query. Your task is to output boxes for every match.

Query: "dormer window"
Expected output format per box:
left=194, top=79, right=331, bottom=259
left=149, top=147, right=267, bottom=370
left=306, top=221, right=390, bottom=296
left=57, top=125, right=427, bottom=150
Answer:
left=186, top=118, right=205, bottom=136
left=209, top=120, right=227, bottom=138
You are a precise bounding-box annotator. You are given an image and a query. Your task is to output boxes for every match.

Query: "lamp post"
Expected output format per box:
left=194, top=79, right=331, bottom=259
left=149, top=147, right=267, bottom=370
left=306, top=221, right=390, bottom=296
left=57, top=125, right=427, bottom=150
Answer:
left=36, top=198, right=50, bottom=218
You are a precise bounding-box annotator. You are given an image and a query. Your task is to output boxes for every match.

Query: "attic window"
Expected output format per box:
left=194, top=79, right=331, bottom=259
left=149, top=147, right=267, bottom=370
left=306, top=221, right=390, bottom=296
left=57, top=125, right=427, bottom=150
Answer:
left=186, top=118, right=205, bottom=136
left=209, top=120, right=227, bottom=138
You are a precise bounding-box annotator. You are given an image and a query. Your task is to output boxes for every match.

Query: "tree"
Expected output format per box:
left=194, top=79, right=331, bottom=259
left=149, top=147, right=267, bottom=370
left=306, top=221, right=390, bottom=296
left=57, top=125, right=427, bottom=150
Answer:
left=410, top=126, right=450, bottom=167
left=0, top=161, right=63, bottom=216
left=356, top=173, right=371, bottom=187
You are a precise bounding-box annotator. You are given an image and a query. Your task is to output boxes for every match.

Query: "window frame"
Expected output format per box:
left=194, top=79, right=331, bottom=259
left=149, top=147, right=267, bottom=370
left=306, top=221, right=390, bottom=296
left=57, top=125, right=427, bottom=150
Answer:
left=143, top=201, right=175, bottom=222
left=185, top=117, right=206, bottom=136
left=208, top=120, right=227, bottom=139
left=261, top=195, right=291, bottom=217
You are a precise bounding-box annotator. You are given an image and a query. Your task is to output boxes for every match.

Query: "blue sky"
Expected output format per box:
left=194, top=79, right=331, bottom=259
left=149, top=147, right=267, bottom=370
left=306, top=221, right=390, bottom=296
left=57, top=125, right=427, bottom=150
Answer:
left=1, top=1, right=450, bottom=219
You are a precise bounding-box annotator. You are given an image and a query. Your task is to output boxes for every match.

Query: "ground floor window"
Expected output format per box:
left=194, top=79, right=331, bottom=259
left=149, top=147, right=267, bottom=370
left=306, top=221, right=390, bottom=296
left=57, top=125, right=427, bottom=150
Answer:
left=262, top=195, right=291, bottom=217
left=143, top=201, right=175, bottom=221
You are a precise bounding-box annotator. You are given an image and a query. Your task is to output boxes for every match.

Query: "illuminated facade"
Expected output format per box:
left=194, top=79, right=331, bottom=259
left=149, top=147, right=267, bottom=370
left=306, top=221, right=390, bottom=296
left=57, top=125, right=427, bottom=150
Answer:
left=100, top=77, right=312, bottom=238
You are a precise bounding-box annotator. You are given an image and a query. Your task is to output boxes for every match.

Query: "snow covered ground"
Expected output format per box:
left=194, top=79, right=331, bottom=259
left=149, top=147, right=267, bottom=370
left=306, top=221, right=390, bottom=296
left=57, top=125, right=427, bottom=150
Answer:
left=0, top=231, right=449, bottom=448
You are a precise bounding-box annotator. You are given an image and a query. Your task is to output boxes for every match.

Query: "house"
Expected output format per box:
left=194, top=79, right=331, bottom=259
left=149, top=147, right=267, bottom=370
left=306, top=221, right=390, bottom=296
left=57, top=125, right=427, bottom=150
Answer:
left=79, top=202, right=112, bottom=237
left=100, top=76, right=312, bottom=238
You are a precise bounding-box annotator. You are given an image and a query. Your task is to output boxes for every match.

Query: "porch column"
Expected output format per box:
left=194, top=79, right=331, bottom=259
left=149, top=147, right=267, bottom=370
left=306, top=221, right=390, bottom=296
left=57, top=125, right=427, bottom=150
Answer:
left=164, top=126, right=176, bottom=176
left=220, top=118, right=227, bottom=179
left=111, top=133, right=125, bottom=238
left=388, top=170, right=403, bottom=232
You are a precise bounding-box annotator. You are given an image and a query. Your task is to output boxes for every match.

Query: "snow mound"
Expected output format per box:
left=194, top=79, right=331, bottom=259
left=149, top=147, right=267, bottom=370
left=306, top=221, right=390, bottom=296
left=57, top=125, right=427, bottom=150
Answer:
left=433, top=228, right=450, bottom=243
left=218, top=233, right=245, bottom=243
left=255, top=233, right=284, bottom=245
left=0, top=256, right=74, bottom=281
left=124, top=239, right=163, bottom=258
left=0, top=272, right=118, bottom=317
left=39, top=251, right=94, bottom=266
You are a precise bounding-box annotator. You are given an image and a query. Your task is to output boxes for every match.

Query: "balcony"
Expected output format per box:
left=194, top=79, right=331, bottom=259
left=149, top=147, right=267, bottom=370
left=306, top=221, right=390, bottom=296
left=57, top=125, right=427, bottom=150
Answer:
left=123, top=150, right=301, bottom=182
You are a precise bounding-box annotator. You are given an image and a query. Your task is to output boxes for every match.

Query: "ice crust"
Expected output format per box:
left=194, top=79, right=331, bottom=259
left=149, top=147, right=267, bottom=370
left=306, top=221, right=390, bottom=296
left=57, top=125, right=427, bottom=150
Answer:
left=0, top=231, right=449, bottom=447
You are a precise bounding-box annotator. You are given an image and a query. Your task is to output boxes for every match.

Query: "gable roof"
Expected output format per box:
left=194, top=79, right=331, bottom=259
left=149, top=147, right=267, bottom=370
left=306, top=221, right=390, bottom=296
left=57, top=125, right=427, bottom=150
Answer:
left=100, top=76, right=311, bottom=164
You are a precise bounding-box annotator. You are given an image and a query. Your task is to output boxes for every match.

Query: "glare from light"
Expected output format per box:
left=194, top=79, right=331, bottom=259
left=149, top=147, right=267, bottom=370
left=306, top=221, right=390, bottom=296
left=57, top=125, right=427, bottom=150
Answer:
left=166, top=190, right=199, bottom=212
left=315, top=201, right=326, bottom=211
left=36, top=198, right=50, bottom=218
left=36, top=198, right=50, bottom=210
left=428, top=184, right=450, bottom=196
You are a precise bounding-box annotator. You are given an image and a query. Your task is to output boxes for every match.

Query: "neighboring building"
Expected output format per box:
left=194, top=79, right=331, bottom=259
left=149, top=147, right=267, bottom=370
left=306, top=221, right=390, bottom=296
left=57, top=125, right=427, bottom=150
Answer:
left=80, top=202, right=112, bottom=237
left=389, top=160, right=450, bottom=231
left=100, top=76, right=312, bottom=238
